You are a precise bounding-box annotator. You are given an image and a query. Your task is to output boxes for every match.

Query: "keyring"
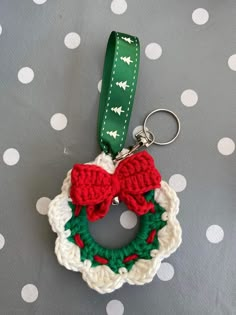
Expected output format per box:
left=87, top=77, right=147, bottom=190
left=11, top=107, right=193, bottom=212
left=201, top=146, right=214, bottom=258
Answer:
left=143, top=109, right=181, bottom=146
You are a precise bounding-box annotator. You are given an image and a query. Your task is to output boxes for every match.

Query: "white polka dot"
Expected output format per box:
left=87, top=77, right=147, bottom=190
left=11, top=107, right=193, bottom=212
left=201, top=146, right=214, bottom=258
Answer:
left=206, top=225, right=224, bottom=244
left=64, top=32, right=81, bottom=49
left=21, top=284, right=38, bottom=303
left=217, top=137, right=235, bottom=156
left=33, top=0, right=47, bottom=4
left=169, top=174, right=187, bottom=192
left=157, top=262, right=175, bottom=281
left=3, top=148, right=20, bottom=166
left=228, top=54, right=236, bottom=71
left=0, top=234, right=5, bottom=250
left=192, top=8, right=209, bottom=25
left=145, top=43, right=162, bottom=60
left=0, top=25, right=2, bottom=36
left=106, top=300, right=124, bottom=315
left=36, top=197, right=51, bottom=215
left=120, top=211, right=137, bottom=229
left=18, top=67, right=34, bottom=84
left=50, top=113, right=68, bottom=131
left=181, top=89, right=198, bottom=107
left=98, top=79, right=102, bottom=93
left=111, top=0, right=127, bottom=15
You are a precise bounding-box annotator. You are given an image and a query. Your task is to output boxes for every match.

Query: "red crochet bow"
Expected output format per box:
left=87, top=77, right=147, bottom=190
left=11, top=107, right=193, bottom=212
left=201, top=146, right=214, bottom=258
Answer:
left=70, top=151, right=162, bottom=221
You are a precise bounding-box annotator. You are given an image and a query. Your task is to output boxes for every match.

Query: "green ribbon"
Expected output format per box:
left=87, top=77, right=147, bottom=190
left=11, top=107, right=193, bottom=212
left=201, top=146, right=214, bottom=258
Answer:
left=98, top=31, right=140, bottom=158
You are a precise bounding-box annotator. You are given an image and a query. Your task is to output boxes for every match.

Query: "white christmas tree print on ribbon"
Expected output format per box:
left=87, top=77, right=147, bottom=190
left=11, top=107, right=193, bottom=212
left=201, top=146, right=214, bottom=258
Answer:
left=121, top=36, right=133, bottom=44
left=97, top=31, right=140, bottom=156
left=107, top=130, right=120, bottom=139
left=116, top=81, right=130, bottom=90
left=111, top=106, right=125, bottom=115
left=120, top=56, right=133, bottom=65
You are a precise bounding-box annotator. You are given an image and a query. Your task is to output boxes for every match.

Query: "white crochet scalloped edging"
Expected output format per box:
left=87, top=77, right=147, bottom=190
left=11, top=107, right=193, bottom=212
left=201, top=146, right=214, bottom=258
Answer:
left=48, top=152, right=182, bottom=294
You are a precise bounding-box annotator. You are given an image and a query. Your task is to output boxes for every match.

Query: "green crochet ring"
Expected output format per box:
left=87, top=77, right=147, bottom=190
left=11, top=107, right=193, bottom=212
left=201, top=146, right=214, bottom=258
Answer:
left=65, top=190, right=167, bottom=274
left=48, top=152, right=181, bottom=293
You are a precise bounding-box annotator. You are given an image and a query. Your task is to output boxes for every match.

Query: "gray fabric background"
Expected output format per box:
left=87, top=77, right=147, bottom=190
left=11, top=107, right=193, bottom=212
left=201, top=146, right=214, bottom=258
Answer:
left=0, top=0, right=235, bottom=314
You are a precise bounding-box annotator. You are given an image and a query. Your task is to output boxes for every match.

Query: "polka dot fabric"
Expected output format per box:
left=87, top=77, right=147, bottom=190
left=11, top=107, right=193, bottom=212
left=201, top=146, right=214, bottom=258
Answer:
left=18, top=67, right=34, bottom=84
left=0, top=234, right=5, bottom=250
left=156, top=262, right=175, bottom=281
left=21, top=284, right=38, bottom=303
left=192, top=8, right=209, bottom=25
left=64, top=32, right=81, bottom=49
left=0, top=1, right=235, bottom=314
left=50, top=113, right=68, bottom=130
left=120, top=210, right=138, bottom=229
left=145, top=43, right=162, bottom=60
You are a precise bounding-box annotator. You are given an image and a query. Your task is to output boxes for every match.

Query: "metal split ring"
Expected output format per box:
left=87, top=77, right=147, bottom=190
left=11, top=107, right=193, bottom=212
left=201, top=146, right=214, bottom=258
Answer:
left=143, top=109, right=181, bottom=146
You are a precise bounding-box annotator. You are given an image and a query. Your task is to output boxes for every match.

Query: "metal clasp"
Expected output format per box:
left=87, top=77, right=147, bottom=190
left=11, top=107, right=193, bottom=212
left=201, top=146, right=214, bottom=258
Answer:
left=135, top=129, right=154, bottom=147
left=114, top=108, right=181, bottom=162
left=115, top=129, right=155, bottom=162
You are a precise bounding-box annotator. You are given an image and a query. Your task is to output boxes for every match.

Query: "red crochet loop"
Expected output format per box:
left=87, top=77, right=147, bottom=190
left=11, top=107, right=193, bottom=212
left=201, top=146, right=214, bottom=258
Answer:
left=94, top=255, right=108, bottom=264
left=70, top=151, right=162, bottom=221
left=146, top=229, right=157, bottom=244
left=74, top=234, right=84, bottom=248
left=123, top=254, right=139, bottom=263
left=74, top=205, right=82, bottom=217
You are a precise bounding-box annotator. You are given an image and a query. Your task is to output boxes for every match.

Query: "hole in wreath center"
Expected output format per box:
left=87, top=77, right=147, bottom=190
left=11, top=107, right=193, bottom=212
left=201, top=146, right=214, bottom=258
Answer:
left=88, top=203, right=141, bottom=249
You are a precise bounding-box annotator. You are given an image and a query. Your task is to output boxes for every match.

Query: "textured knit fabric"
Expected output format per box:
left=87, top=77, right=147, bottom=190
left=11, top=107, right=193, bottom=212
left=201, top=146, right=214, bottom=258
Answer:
left=48, top=152, right=181, bottom=293
left=70, top=151, right=162, bottom=221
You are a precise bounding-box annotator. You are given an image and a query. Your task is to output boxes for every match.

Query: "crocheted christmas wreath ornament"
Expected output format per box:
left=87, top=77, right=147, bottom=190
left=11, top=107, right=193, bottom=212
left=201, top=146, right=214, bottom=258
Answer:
left=48, top=151, right=182, bottom=294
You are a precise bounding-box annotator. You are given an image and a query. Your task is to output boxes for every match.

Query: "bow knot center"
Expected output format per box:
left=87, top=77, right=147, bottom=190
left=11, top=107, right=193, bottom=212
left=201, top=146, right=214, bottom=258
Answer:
left=111, top=174, right=121, bottom=198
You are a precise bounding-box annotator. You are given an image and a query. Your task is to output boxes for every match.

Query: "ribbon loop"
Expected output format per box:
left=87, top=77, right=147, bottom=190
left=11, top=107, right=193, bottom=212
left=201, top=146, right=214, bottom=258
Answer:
left=98, top=31, right=140, bottom=158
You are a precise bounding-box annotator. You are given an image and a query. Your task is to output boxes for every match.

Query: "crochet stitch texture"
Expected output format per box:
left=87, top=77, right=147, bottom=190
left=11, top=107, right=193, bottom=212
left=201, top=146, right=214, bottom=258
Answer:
left=48, top=152, right=182, bottom=293
left=70, top=151, right=161, bottom=221
left=65, top=190, right=166, bottom=273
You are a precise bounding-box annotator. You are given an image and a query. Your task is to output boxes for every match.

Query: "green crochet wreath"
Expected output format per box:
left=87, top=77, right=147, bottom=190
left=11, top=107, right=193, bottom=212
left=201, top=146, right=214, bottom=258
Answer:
left=65, top=190, right=167, bottom=274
